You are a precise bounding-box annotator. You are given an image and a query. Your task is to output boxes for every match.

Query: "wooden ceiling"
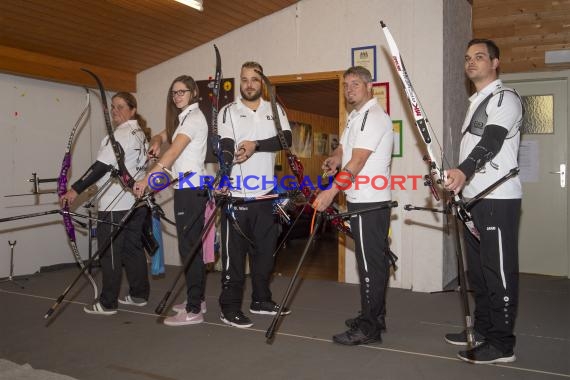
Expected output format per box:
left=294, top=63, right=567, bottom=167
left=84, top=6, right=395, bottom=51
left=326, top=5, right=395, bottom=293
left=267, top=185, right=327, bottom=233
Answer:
left=1, top=0, right=567, bottom=116
left=473, top=0, right=570, bottom=73
left=0, top=0, right=298, bottom=91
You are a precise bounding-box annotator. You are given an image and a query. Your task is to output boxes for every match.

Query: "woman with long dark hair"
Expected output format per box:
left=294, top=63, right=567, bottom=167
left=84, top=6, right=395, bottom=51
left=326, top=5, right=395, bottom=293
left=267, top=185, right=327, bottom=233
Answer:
left=134, top=75, right=209, bottom=326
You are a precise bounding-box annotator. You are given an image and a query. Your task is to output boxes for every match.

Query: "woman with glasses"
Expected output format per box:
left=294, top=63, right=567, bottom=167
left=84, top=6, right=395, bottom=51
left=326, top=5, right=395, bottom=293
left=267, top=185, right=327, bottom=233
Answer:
left=134, top=75, right=209, bottom=326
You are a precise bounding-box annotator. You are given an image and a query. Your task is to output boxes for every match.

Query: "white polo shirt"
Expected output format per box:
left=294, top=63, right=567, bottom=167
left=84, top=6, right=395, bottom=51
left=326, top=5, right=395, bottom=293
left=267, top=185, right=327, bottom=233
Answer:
left=96, top=120, right=148, bottom=211
left=172, top=103, right=208, bottom=189
left=218, top=98, right=291, bottom=198
left=340, top=98, right=393, bottom=203
left=460, top=79, right=522, bottom=199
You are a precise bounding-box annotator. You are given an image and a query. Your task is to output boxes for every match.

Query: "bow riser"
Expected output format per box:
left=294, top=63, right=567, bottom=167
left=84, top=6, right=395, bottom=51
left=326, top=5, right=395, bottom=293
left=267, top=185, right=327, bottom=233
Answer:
left=57, top=90, right=98, bottom=300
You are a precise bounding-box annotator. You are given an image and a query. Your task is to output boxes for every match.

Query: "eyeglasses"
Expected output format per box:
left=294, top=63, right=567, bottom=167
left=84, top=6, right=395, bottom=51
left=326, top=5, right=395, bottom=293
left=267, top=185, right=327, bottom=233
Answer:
left=171, top=89, right=191, bottom=97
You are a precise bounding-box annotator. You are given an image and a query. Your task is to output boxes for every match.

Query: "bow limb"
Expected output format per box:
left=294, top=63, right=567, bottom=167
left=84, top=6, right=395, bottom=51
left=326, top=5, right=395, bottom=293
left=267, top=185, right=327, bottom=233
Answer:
left=212, top=45, right=222, bottom=137
left=206, top=46, right=256, bottom=246
left=380, top=21, right=479, bottom=239
left=380, top=22, right=445, bottom=179
left=81, top=69, right=135, bottom=190
left=210, top=45, right=233, bottom=184
left=57, top=89, right=99, bottom=301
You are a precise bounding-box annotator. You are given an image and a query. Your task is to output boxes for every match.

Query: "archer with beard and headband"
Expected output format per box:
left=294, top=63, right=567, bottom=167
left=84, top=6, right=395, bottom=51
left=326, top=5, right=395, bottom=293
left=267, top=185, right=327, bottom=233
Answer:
left=216, top=61, right=293, bottom=328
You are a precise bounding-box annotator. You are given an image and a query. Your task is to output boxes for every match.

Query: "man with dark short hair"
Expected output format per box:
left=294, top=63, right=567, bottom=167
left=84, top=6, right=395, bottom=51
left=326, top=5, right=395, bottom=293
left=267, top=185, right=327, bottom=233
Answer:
left=444, top=38, right=523, bottom=364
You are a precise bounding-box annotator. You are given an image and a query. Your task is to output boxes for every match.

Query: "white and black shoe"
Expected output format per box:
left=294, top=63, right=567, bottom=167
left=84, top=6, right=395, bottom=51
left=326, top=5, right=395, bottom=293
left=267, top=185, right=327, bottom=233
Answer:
left=445, top=329, right=485, bottom=346
left=118, top=295, right=147, bottom=307
left=458, top=342, right=516, bottom=364
left=249, top=301, right=291, bottom=316
left=220, top=310, right=254, bottom=328
left=84, top=302, right=117, bottom=316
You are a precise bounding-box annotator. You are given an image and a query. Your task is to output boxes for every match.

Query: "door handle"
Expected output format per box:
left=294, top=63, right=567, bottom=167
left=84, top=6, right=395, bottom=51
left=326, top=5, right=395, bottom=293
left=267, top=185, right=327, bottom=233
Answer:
left=548, top=163, right=566, bottom=188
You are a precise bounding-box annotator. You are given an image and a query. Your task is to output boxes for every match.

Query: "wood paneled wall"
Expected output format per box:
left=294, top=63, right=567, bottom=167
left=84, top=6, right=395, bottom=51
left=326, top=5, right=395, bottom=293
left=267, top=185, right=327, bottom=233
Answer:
left=276, top=109, right=339, bottom=180
left=473, top=0, right=570, bottom=73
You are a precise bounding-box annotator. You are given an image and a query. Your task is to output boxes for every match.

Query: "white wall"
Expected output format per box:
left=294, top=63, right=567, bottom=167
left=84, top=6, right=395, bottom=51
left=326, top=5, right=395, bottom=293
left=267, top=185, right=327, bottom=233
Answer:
left=138, top=0, right=463, bottom=292
left=0, top=73, right=108, bottom=276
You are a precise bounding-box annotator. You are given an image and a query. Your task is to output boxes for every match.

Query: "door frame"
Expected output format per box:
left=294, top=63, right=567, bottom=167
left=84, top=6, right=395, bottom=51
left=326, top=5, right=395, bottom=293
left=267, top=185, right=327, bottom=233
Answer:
left=501, top=70, right=570, bottom=278
left=269, top=71, right=348, bottom=282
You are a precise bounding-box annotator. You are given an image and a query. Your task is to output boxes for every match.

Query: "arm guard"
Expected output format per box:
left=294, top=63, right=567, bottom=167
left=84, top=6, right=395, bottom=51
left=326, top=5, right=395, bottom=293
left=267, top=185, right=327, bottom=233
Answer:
left=71, top=161, right=113, bottom=194
left=219, top=138, right=235, bottom=178
left=458, top=124, right=508, bottom=179
left=257, top=130, right=292, bottom=152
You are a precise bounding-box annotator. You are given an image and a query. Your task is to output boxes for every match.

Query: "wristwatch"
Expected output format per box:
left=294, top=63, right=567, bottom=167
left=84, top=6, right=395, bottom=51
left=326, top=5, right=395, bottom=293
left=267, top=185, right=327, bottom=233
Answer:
left=255, top=140, right=260, bottom=151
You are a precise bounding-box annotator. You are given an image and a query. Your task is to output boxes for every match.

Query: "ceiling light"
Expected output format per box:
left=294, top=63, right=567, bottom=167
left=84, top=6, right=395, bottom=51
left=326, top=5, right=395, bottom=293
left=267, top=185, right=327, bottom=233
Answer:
left=174, top=0, right=203, bottom=11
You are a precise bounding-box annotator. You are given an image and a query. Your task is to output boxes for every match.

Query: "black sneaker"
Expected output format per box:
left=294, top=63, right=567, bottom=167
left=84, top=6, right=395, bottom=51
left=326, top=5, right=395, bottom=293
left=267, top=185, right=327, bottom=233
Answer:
left=220, top=310, right=254, bottom=328
left=345, top=313, right=386, bottom=332
left=444, top=329, right=485, bottom=346
left=332, top=326, right=381, bottom=346
left=249, top=301, right=291, bottom=316
left=457, top=342, right=516, bottom=364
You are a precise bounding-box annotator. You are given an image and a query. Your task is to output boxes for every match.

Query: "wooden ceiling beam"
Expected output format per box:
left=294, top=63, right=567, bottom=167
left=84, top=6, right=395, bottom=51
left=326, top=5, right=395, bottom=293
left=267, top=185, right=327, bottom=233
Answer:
left=0, top=45, right=136, bottom=92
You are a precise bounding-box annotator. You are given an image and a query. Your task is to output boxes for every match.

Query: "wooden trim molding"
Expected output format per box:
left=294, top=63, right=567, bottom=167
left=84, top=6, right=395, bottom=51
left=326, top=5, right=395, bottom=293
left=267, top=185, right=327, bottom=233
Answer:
left=269, top=71, right=344, bottom=84
left=0, top=45, right=136, bottom=92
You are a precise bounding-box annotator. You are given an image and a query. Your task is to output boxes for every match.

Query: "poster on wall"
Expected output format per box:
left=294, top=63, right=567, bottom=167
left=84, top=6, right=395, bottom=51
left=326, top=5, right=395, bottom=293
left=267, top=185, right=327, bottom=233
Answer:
left=372, top=82, right=389, bottom=114
left=351, top=45, right=377, bottom=82
left=392, top=120, right=403, bottom=157
left=518, top=139, right=539, bottom=182
left=290, top=121, right=313, bottom=158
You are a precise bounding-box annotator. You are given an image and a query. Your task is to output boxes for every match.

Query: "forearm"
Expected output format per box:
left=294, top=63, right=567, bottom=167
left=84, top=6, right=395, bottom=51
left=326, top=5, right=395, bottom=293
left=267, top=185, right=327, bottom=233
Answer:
left=148, top=149, right=178, bottom=175
left=342, top=157, right=367, bottom=177
left=150, top=130, right=167, bottom=146
left=341, top=148, right=371, bottom=178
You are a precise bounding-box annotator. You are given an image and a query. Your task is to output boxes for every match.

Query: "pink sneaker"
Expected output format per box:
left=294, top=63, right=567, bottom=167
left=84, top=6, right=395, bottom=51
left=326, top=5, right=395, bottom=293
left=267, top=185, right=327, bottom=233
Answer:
left=163, top=310, right=204, bottom=326
left=172, top=301, right=207, bottom=314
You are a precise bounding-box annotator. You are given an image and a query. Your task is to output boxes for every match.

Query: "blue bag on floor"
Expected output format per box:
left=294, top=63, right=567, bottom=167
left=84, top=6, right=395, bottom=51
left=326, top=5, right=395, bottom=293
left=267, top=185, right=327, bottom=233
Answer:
left=151, top=214, right=165, bottom=276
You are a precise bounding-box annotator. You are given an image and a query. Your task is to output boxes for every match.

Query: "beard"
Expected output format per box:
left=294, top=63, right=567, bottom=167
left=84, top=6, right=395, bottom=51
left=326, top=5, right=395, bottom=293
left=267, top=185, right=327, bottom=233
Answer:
left=240, top=87, right=262, bottom=102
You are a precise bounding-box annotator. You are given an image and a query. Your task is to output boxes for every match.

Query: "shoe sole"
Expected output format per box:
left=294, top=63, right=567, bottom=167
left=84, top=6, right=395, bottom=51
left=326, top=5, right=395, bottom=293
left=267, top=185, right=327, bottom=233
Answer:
left=444, top=337, right=484, bottom=346
left=249, top=309, right=291, bottom=316
left=118, top=300, right=147, bottom=307
left=332, top=336, right=381, bottom=346
left=163, top=319, right=204, bottom=326
left=457, top=353, right=516, bottom=364
left=220, top=316, right=253, bottom=328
